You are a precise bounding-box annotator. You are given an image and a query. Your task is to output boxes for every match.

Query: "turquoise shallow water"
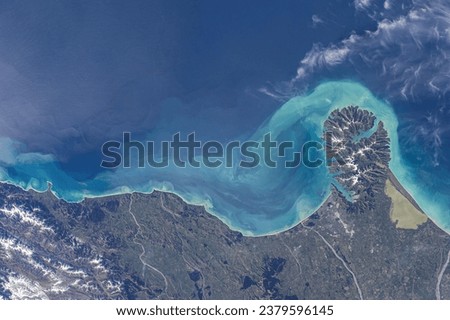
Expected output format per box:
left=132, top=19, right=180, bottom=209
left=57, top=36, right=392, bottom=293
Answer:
left=0, top=80, right=449, bottom=235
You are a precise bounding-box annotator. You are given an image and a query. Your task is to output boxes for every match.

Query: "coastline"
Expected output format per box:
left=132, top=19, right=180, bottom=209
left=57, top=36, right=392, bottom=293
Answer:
left=0, top=81, right=447, bottom=237
left=0, top=160, right=449, bottom=238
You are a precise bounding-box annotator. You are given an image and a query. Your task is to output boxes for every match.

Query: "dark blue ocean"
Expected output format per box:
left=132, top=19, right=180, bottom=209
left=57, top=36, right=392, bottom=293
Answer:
left=0, top=0, right=448, bottom=235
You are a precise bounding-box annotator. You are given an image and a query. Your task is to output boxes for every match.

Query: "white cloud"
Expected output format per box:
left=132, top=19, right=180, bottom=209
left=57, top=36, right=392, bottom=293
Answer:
left=311, top=14, right=324, bottom=27
left=268, top=0, right=450, bottom=165
left=293, top=0, right=450, bottom=100
left=295, top=44, right=350, bottom=79
left=354, top=0, right=372, bottom=10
